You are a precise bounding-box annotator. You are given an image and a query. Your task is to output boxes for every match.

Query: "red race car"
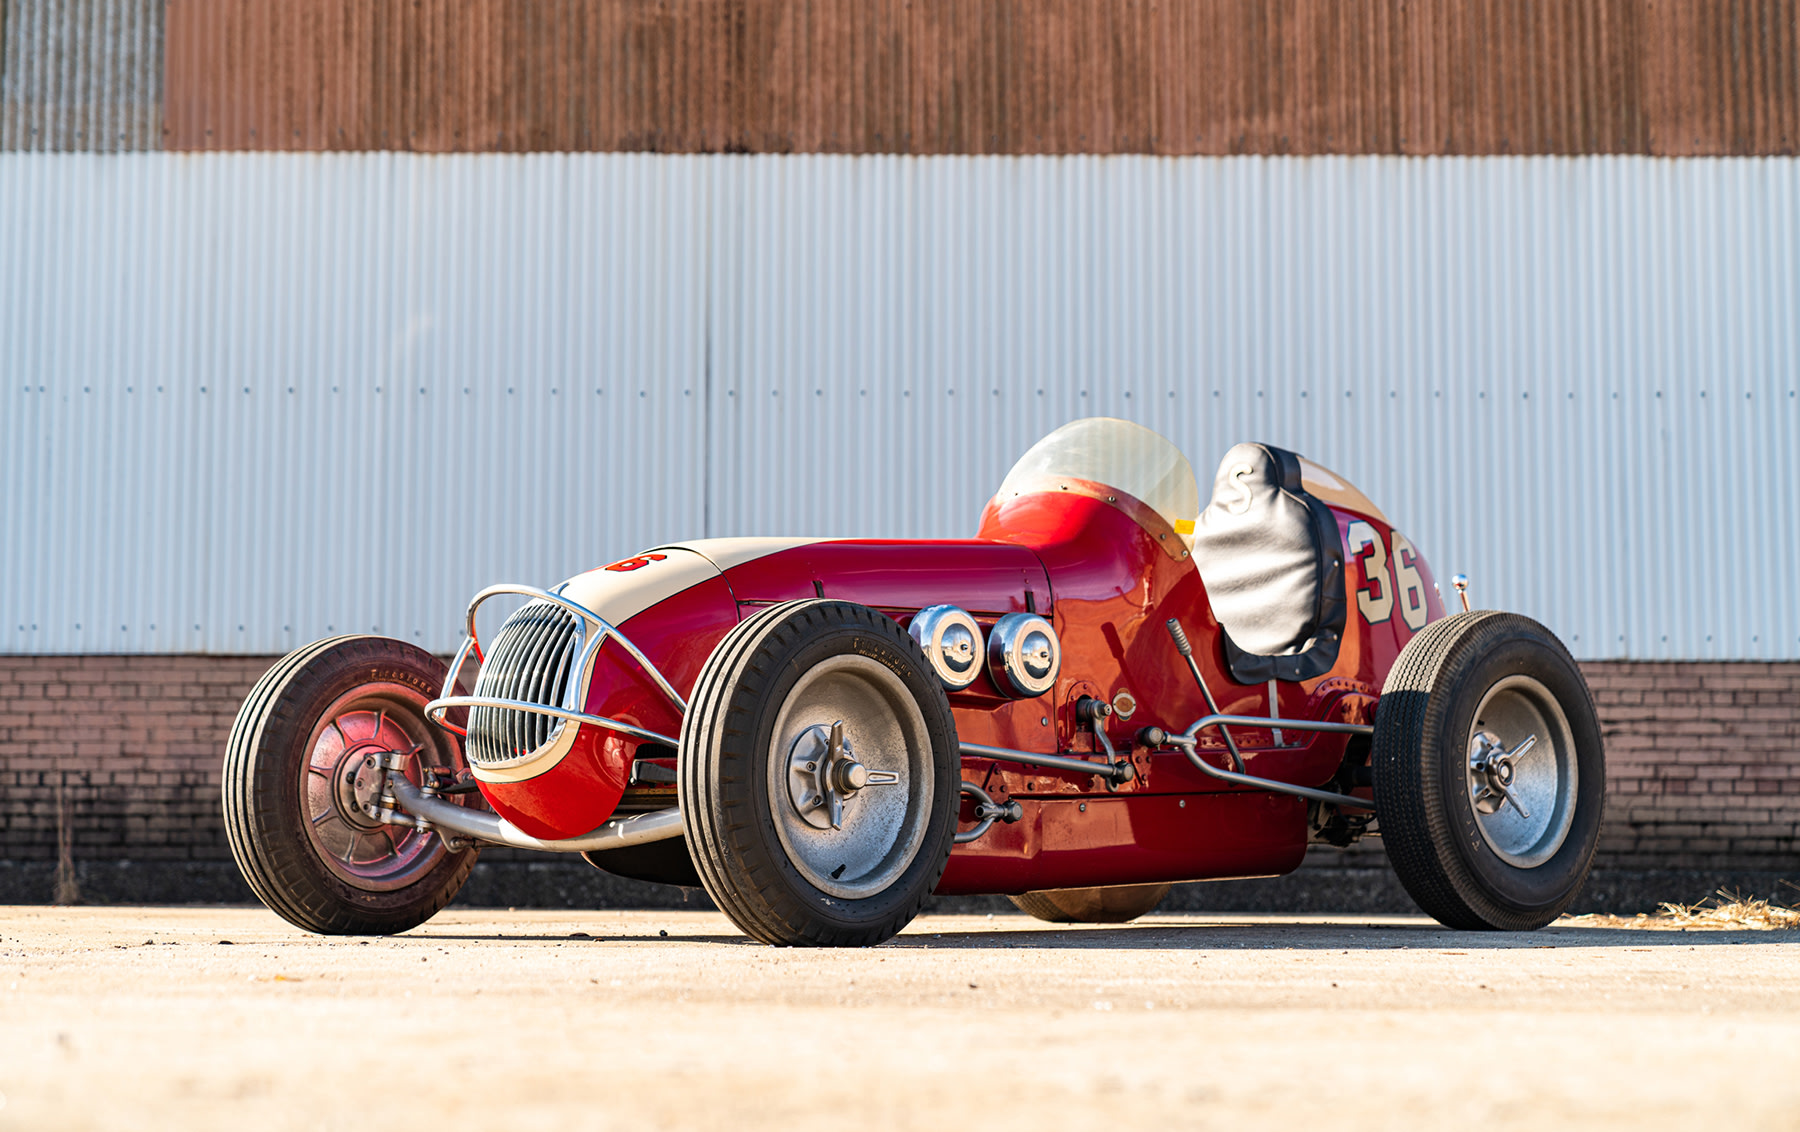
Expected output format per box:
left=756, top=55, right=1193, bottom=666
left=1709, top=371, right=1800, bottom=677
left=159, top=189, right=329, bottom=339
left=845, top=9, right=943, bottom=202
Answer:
left=225, top=418, right=1604, bottom=945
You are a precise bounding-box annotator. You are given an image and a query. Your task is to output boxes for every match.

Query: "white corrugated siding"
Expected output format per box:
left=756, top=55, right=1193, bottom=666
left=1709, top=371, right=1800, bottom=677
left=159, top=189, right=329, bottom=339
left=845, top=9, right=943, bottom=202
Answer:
left=0, top=154, right=709, bottom=654
left=2, top=153, right=1796, bottom=659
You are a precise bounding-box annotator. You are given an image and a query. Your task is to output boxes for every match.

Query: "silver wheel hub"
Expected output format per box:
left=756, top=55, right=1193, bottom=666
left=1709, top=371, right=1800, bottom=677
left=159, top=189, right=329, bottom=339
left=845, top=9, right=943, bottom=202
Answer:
left=336, top=752, right=391, bottom=831
left=766, top=654, right=935, bottom=900
left=1464, top=675, right=1578, bottom=869
left=787, top=720, right=900, bottom=830
left=1468, top=731, right=1536, bottom=816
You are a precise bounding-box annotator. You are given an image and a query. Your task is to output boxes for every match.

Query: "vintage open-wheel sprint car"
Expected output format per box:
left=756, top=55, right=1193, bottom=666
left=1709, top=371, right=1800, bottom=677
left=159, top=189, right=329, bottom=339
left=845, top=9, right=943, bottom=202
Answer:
left=224, top=418, right=1604, bottom=945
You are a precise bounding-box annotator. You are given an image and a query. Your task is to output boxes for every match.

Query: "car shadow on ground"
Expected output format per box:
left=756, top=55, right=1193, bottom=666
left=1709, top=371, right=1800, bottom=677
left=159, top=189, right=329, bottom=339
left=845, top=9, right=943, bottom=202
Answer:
left=412, top=921, right=1797, bottom=950
left=873, top=922, right=1796, bottom=951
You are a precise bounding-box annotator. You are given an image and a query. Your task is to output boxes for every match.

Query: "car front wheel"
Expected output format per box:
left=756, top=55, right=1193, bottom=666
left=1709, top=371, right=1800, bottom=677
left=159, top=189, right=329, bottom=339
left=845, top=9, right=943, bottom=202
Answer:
left=223, top=636, right=478, bottom=934
left=678, top=600, right=959, bottom=946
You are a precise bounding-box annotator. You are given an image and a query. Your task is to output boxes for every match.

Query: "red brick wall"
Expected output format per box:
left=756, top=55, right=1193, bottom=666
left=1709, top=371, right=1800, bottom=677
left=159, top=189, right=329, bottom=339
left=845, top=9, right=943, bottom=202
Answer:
left=0, top=656, right=275, bottom=862
left=2, top=656, right=1796, bottom=872
left=1588, top=663, right=1800, bottom=870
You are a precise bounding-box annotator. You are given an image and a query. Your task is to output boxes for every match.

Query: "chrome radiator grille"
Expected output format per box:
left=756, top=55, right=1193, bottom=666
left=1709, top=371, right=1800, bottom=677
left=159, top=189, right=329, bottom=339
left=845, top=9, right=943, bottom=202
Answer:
left=466, top=600, right=584, bottom=767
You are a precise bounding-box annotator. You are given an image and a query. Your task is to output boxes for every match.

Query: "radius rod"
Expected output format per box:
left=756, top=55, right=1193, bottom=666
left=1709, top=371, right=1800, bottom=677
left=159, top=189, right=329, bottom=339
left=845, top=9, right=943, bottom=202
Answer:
left=957, top=741, right=1135, bottom=786
left=1168, top=715, right=1377, bottom=811
left=1164, top=618, right=1378, bottom=812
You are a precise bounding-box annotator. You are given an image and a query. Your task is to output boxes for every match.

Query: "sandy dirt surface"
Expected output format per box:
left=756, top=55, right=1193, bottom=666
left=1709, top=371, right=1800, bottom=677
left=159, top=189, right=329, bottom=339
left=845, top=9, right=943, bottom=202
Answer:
left=0, top=907, right=1796, bottom=1131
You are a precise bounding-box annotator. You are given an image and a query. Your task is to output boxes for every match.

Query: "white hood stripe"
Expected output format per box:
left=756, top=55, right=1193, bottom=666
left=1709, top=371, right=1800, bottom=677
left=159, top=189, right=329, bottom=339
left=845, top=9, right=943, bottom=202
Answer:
left=554, top=538, right=828, bottom=632
left=556, top=547, right=724, bottom=629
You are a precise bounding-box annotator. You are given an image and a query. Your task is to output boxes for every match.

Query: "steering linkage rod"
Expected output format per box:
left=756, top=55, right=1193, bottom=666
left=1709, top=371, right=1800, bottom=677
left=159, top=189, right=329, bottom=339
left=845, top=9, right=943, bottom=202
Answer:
left=1163, top=618, right=1377, bottom=812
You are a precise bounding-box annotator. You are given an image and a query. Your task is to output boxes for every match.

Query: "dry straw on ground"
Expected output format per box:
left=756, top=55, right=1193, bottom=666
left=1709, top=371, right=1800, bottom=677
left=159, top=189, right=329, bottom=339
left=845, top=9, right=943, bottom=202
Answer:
left=1562, top=885, right=1800, bottom=931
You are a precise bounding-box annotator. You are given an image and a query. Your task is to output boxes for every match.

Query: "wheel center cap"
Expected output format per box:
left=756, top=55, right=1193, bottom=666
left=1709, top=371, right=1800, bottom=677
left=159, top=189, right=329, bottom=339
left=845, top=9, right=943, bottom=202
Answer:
left=1468, top=729, right=1538, bottom=818
left=833, top=759, right=870, bottom=792
left=786, top=721, right=899, bottom=831
left=334, top=747, right=390, bottom=830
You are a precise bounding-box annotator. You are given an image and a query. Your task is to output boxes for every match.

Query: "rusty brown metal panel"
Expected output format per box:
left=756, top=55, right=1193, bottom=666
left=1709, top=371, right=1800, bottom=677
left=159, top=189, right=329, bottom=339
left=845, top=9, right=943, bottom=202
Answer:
left=1648, top=0, right=1800, bottom=155
left=161, top=0, right=1799, bottom=155
left=163, top=0, right=362, bottom=149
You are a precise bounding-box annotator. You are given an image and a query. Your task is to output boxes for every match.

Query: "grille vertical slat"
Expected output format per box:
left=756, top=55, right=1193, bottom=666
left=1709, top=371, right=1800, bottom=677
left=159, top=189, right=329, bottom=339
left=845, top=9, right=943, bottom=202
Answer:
left=543, top=618, right=577, bottom=715
left=509, top=610, right=542, bottom=758
left=516, top=605, right=564, bottom=756
left=528, top=606, right=563, bottom=752
left=466, top=600, right=584, bottom=768
left=519, top=606, right=563, bottom=752
left=474, top=602, right=538, bottom=764
left=529, top=606, right=571, bottom=749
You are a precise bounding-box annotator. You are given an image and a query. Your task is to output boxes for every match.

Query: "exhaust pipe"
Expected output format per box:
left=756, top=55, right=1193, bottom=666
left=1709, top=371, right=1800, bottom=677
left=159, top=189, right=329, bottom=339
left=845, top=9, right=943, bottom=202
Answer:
left=383, top=774, right=685, bottom=853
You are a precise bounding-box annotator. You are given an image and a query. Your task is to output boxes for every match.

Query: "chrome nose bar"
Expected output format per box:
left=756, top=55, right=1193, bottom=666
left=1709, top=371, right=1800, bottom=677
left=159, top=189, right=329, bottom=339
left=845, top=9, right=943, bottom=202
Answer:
left=424, top=582, right=687, bottom=749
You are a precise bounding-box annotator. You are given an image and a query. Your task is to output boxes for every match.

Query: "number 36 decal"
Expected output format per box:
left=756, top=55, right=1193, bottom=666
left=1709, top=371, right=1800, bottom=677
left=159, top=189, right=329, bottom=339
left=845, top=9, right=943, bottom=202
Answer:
left=1346, top=521, right=1428, bottom=632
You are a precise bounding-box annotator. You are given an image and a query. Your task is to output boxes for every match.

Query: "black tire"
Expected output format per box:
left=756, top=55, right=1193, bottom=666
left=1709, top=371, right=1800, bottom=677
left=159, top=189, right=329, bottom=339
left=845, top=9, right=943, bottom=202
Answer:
left=1008, top=884, right=1172, bottom=924
left=1373, top=611, right=1605, bottom=931
left=678, top=600, right=960, bottom=946
left=223, top=636, right=478, bottom=935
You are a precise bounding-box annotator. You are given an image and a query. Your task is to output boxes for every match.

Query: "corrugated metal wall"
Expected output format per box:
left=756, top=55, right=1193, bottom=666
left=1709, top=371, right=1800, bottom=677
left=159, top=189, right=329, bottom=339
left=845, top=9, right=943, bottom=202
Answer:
left=1, top=153, right=710, bottom=655
left=161, top=0, right=1800, bottom=157
left=3, top=152, right=1797, bottom=660
left=0, top=0, right=160, bottom=151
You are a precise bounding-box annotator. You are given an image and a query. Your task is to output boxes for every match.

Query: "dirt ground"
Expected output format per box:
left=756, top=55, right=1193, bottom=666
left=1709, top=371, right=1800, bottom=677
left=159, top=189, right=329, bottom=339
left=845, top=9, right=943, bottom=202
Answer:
left=1, top=907, right=1797, bottom=1132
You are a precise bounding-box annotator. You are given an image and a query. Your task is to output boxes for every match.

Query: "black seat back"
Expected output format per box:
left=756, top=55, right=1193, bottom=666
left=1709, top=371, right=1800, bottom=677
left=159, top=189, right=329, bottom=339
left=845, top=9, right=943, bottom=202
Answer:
left=1191, top=442, right=1347, bottom=684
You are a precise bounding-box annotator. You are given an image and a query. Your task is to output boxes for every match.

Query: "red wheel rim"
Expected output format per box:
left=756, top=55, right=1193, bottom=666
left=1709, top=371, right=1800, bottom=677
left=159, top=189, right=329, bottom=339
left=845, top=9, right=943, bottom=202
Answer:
left=300, top=683, right=461, bottom=891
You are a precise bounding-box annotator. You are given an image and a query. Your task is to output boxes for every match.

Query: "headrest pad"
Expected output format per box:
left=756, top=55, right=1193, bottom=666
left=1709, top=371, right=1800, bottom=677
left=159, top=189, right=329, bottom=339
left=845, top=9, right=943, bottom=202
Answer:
left=1208, top=443, right=1303, bottom=515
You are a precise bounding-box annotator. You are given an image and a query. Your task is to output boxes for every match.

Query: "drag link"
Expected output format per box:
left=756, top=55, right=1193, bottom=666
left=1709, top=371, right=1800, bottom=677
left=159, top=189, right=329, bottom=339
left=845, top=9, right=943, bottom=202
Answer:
left=959, top=741, right=1135, bottom=787
left=954, top=782, right=1023, bottom=845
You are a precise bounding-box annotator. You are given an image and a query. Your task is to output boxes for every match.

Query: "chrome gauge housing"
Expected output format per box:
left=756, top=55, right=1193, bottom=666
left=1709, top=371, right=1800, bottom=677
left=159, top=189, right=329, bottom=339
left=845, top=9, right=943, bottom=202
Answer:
left=908, top=604, right=984, bottom=691
left=987, top=612, right=1060, bottom=698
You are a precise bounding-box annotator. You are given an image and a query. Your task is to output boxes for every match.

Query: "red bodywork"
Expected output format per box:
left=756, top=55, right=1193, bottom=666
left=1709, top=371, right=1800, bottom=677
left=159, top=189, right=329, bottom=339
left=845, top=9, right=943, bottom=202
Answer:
left=475, top=481, right=1444, bottom=895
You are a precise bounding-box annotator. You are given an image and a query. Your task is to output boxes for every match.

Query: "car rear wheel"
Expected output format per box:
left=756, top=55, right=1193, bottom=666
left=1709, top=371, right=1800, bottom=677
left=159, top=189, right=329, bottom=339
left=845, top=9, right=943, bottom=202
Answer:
left=1008, top=884, right=1172, bottom=924
left=223, top=636, right=478, bottom=935
left=679, top=600, right=959, bottom=946
left=1372, top=611, right=1604, bottom=931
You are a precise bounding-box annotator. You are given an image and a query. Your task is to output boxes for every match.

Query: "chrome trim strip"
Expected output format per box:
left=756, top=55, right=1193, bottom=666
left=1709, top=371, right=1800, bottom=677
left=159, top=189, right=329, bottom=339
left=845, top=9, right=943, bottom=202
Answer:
left=1168, top=714, right=1377, bottom=810
left=385, top=776, right=685, bottom=853
left=426, top=695, right=680, bottom=749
